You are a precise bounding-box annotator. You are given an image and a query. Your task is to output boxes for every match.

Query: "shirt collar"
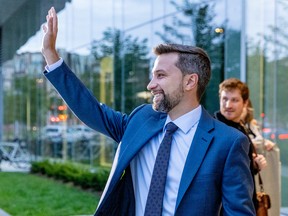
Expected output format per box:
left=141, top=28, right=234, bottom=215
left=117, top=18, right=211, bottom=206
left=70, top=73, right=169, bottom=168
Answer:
left=165, top=105, right=202, bottom=134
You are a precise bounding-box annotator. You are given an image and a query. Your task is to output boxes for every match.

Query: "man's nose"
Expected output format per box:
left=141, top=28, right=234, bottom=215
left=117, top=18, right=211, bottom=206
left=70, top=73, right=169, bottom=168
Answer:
left=225, top=100, right=232, bottom=108
left=147, top=79, right=156, bottom=90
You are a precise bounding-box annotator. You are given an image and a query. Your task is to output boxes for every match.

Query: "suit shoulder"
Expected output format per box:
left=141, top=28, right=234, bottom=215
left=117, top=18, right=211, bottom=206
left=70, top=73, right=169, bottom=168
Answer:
left=213, top=118, right=247, bottom=138
left=129, top=104, right=161, bottom=118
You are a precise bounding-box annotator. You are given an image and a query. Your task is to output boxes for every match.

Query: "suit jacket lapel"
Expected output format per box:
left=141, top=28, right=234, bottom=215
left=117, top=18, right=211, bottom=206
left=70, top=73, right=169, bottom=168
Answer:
left=176, top=108, right=214, bottom=208
left=108, top=111, right=167, bottom=191
left=118, top=114, right=166, bottom=170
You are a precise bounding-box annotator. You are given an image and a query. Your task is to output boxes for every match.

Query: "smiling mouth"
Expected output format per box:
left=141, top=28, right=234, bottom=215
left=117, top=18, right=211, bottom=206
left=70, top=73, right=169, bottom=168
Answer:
left=152, top=92, right=163, bottom=103
left=151, top=90, right=162, bottom=95
left=153, top=93, right=162, bottom=99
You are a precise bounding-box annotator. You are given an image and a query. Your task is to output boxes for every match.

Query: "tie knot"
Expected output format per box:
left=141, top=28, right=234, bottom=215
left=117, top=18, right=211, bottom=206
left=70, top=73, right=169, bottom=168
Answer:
left=165, top=122, right=178, bottom=134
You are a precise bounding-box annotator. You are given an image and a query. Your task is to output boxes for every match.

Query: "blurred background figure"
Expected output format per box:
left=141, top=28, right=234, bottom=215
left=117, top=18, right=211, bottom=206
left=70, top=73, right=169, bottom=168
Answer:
left=241, top=99, right=281, bottom=216
left=241, top=99, right=275, bottom=153
left=215, top=77, right=267, bottom=210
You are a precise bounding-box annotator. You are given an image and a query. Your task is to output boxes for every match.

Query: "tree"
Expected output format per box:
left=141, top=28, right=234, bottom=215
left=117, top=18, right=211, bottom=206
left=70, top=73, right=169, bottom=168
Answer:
left=156, top=0, right=225, bottom=113
left=250, top=0, right=288, bottom=129
left=91, top=28, right=150, bottom=113
left=3, top=74, right=48, bottom=140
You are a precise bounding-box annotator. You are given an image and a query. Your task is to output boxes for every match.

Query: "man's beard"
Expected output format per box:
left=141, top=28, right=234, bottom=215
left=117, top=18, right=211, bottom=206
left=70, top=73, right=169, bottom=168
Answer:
left=152, top=84, right=184, bottom=113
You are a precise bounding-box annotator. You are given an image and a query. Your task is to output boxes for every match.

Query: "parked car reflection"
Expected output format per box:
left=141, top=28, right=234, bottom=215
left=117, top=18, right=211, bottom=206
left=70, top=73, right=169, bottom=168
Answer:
left=41, top=124, right=96, bottom=143
left=68, top=125, right=96, bottom=141
left=41, top=125, right=64, bottom=143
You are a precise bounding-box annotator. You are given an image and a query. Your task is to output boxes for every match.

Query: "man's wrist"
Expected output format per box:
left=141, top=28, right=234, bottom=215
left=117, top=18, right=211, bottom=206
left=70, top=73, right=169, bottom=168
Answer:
left=45, top=58, right=63, bottom=72
left=42, top=49, right=60, bottom=65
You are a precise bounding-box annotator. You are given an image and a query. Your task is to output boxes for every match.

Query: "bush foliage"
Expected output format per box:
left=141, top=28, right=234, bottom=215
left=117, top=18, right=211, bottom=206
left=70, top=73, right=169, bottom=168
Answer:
left=31, top=160, right=110, bottom=191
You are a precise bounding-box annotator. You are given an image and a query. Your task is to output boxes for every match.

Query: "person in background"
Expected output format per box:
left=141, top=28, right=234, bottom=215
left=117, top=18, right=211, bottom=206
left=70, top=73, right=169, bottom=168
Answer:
left=41, top=7, right=256, bottom=215
left=242, top=99, right=281, bottom=216
left=214, top=78, right=267, bottom=210
left=241, top=99, right=275, bottom=153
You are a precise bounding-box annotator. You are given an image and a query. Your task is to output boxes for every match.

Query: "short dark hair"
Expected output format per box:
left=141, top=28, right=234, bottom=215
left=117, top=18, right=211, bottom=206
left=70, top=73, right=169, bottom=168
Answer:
left=153, top=43, right=211, bottom=101
left=219, top=78, right=249, bottom=102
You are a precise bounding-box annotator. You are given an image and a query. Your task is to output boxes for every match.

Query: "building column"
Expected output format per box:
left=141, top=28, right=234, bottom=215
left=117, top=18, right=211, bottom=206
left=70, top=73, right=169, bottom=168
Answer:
left=0, top=27, right=3, bottom=141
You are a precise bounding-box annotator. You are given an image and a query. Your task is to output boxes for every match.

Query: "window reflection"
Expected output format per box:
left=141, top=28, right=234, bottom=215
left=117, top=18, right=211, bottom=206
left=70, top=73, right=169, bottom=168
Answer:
left=0, top=1, right=287, bottom=209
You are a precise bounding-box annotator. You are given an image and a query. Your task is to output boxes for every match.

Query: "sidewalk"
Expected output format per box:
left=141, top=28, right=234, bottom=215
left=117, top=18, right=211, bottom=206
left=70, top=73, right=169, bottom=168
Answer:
left=0, top=160, right=31, bottom=173
left=282, top=208, right=288, bottom=216
left=0, top=209, right=10, bottom=216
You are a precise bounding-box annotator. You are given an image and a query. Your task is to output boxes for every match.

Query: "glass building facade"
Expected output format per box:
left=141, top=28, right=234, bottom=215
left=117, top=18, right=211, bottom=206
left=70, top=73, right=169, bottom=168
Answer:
left=0, top=0, right=287, bottom=209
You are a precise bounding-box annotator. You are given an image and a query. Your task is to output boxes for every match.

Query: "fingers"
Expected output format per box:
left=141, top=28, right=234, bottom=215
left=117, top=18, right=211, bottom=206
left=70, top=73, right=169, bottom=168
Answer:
left=51, top=7, right=58, bottom=34
left=265, top=144, right=273, bottom=151
left=254, top=155, right=267, bottom=170
left=265, top=140, right=275, bottom=151
left=42, top=8, right=53, bottom=34
left=42, top=23, right=47, bottom=33
left=44, top=7, right=57, bottom=34
left=41, top=6, right=60, bottom=65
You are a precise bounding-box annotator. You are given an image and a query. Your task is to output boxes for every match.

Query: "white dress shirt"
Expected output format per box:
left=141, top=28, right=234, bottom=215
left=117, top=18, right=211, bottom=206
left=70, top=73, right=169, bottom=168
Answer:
left=45, top=58, right=63, bottom=72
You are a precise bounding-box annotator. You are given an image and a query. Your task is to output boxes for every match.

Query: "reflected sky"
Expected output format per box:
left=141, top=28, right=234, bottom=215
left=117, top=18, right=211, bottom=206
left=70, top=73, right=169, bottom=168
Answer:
left=18, top=0, right=178, bottom=55
left=17, top=0, right=281, bottom=56
left=18, top=0, right=230, bottom=55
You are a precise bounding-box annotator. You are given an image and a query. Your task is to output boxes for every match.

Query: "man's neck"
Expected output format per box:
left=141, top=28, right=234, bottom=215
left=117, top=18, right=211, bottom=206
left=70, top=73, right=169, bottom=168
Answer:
left=168, top=104, right=200, bottom=121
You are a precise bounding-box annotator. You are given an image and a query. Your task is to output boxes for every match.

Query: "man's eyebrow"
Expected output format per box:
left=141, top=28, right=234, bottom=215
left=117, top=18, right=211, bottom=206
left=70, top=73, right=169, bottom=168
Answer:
left=152, top=69, right=165, bottom=75
left=155, top=69, right=167, bottom=73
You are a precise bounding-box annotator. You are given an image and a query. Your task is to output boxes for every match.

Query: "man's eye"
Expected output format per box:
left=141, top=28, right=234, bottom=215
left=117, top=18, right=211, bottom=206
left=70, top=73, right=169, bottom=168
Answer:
left=157, top=74, right=164, bottom=78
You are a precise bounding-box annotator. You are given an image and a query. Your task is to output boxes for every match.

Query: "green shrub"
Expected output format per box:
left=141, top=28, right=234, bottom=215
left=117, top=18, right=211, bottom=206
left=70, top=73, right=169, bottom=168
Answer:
left=31, top=160, right=110, bottom=191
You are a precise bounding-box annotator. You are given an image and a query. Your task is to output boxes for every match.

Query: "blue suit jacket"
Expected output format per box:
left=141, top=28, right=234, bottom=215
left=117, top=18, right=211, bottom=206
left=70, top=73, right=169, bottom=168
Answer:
left=45, top=62, right=256, bottom=216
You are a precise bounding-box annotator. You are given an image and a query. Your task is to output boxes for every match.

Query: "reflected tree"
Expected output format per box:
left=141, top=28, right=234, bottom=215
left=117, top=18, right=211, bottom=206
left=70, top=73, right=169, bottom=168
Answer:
left=245, top=0, right=288, bottom=170
left=91, top=28, right=150, bottom=113
left=3, top=75, right=47, bottom=140
left=156, top=0, right=225, bottom=113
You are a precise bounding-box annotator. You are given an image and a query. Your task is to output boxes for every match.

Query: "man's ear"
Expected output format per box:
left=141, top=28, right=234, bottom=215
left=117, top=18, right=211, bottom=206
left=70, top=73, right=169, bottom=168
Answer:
left=184, top=74, right=198, bottom=91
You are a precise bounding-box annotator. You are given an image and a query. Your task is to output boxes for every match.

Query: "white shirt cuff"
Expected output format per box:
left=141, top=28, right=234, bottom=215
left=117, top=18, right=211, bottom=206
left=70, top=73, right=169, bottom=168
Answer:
left=45, top=58, right=63, bottom=72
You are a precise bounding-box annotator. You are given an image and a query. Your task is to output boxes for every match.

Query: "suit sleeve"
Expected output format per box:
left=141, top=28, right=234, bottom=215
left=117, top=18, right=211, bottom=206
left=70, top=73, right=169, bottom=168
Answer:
left=44, top=61, right=126, bottom=143
left=221, top=133, right=256, bottom=215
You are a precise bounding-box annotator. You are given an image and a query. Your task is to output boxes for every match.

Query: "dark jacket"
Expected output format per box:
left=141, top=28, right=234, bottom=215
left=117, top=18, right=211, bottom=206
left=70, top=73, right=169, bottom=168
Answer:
left=214, top=111, right=258, bottom=210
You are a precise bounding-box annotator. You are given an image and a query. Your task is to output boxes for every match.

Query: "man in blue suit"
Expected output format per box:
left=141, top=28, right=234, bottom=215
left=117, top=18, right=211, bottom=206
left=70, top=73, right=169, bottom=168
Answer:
left=41, top=7, right=255, bottom=216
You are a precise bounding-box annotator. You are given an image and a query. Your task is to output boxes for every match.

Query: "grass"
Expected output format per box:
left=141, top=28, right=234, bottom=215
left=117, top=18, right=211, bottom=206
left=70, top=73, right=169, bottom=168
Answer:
left=0, top=166, right=287, bottom=215
left=0, top=172, right=100, bottom=216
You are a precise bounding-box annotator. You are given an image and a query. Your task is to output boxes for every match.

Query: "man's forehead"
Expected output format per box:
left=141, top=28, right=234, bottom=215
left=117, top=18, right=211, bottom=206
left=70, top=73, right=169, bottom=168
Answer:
left=152, top=54, right=178, bottom=72
left=221, top=89, right=242, bottom=97
left=155, top=52, right=178, bottom=63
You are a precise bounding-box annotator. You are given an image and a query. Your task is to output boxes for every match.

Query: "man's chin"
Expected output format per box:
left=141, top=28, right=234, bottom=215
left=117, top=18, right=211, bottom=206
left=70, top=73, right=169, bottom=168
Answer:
left=152, top=103, right=167, bottom=113
left=224, top=115, right=238, bottom=122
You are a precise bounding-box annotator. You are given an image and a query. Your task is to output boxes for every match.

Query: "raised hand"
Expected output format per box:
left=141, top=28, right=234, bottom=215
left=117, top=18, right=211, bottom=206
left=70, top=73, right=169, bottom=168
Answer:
left=41, top=7, right=60, bottom=65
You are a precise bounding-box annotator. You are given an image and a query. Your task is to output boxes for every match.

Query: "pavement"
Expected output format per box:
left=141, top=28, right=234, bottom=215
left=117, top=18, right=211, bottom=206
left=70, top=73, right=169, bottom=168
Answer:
left=0, top=160, right=31, bottom=173
left=1, top=161, right=288, bottom=216
left=282, top=208, right=288, bottom=216
left=0, top=209, right=10, bottom=216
